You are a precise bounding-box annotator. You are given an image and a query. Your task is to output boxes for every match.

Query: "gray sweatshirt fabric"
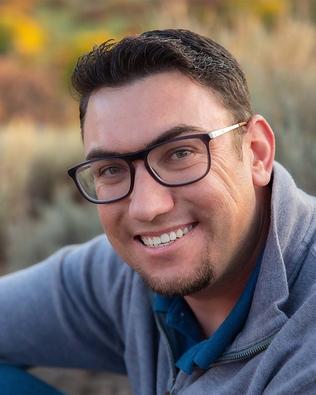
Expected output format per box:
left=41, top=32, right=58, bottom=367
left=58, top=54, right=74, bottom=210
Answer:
left=0, top=162, right=316, bottom=394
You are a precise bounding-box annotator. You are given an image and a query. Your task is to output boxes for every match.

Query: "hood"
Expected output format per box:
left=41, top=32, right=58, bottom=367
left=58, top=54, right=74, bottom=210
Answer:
left=227, top=161, right=316, bottom=351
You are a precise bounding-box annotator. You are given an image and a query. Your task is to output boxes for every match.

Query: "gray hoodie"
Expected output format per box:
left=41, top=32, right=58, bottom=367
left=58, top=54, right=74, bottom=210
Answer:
left=0, top=162, right=316, bottom=394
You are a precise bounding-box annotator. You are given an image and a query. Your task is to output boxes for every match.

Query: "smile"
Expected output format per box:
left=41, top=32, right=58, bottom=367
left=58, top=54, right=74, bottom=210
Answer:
left=140, top=224, right=194, bottom=248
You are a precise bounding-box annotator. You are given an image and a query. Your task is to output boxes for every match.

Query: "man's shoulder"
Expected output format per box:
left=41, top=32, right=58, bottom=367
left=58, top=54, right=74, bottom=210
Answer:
left=55, top=234, right=114, bottom=257
left=49, top=235, right=126, bottom=271
left=49, top=234, right=138, bottom=288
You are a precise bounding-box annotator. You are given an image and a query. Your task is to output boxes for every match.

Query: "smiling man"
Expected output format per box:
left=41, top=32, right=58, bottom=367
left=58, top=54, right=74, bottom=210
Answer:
left=1, top=29, right=316, bottom=394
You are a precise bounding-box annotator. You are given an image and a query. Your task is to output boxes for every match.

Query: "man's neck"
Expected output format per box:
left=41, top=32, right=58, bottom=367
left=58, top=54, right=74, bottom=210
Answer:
left=184, top=188, right=271, bottom=338
left=184, top=262, right=255, bottom=337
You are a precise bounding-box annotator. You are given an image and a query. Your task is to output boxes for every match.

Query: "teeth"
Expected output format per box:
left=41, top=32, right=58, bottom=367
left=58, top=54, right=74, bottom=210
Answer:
left=140, top=225, right=193, bottom=247
left=176, top=229, right=183, bottom=238
left=160, top=233, right=170, bottom=243
left=153, top=237, right=161, bottom=246
left=170, top=231, right=177, bottom=241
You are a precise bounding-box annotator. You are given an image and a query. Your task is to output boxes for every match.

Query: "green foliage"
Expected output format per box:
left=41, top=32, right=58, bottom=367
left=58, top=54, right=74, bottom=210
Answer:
left=7, top=189, right=102, bottom=273
left=251, top=69, right=316, bottom=194
left=0, top=24, right=13, bottom=54
left=0, top=125, right=103, bottom=273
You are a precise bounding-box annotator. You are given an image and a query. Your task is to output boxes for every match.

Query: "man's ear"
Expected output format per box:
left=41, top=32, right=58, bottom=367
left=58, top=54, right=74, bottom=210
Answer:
left=245, top=115, right=275, bottom=187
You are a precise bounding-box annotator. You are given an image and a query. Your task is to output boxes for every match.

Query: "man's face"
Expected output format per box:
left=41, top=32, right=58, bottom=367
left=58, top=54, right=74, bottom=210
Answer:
left=83, top=71, right=260, bottom=297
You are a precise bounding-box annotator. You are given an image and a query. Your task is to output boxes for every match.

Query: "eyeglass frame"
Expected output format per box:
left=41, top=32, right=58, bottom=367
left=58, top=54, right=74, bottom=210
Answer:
left=68, top=121, right=247, bottom=204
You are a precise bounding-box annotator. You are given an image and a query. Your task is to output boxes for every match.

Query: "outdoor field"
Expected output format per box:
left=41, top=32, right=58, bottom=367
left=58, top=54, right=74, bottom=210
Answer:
left=1, top=1, right=315, bottom=393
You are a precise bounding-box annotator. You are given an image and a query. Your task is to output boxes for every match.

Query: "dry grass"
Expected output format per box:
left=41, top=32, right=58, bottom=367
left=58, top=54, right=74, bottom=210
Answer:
left=1, top=122, right=82, bottom=216
left=0, top=122, right=102, bottom=272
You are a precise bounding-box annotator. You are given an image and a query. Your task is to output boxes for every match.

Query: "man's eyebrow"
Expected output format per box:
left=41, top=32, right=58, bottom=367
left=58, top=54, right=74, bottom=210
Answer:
left=147, top=125, right=204, bottom=147
left=86, top=125, right=204, bottom=160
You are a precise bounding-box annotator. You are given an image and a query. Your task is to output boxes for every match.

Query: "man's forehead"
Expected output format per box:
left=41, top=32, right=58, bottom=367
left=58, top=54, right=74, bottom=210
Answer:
left=85, top=71, right=226, bottom=121
left=83, top=71, right=231, bottom=154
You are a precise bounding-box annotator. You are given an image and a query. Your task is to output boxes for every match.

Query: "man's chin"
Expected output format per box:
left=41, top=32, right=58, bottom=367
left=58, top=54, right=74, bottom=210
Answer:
left=138, top=267, right=215, bottom=297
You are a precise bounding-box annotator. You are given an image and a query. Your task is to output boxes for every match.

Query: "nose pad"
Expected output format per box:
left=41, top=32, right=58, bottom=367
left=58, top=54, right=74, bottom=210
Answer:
left=128, top=162, right=174, bottom=222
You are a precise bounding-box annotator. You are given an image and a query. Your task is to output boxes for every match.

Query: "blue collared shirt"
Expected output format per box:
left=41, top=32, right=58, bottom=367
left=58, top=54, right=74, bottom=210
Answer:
left=153, top=258, right=261, bottom=374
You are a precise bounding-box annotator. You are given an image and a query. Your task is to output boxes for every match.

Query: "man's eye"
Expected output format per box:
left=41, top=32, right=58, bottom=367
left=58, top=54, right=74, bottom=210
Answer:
left=100, top=166, right=125, bottom=177
left=170, top=149, right=193, bottom=160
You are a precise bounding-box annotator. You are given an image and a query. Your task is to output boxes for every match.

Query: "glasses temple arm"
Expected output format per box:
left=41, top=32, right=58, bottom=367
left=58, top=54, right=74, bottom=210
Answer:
left=208, top=121, right=247, bottom=139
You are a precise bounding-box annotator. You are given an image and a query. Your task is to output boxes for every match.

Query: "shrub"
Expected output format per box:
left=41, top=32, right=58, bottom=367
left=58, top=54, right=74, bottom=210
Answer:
left=7, top=189, right=101, bottom=273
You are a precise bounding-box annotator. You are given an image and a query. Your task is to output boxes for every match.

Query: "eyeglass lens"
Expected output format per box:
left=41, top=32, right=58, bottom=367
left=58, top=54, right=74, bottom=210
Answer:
left=75, top=137, right=210, bottom=202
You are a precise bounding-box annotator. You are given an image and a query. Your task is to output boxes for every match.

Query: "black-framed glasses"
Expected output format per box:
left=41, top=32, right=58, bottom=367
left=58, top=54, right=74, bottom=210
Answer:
left=68, top=122, right=247, bottom=204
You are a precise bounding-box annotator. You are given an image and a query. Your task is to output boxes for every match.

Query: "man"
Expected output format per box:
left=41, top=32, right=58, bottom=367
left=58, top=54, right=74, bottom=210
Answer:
left=1, top=29, right=316, bottom=394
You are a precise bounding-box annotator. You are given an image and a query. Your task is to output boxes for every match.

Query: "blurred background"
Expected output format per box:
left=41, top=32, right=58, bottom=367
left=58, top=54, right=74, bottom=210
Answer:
left=0, top=0, right=315, bottom=393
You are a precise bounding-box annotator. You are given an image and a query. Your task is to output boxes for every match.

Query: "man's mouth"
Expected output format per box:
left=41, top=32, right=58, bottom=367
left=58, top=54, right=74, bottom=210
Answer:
left=138, top=224, right=195, bottom=248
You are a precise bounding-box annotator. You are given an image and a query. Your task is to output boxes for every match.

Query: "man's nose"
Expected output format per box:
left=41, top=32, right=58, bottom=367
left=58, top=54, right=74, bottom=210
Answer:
left=128, top=162, right=175, bottom=222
